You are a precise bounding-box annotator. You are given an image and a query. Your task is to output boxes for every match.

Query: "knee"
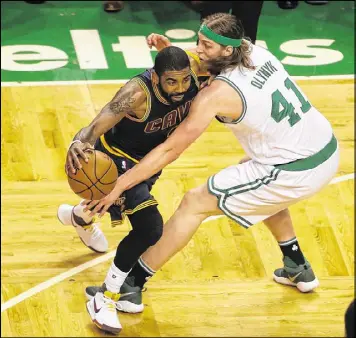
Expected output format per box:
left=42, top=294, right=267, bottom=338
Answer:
left=179, top=183, right=220, bottom=219
left=129, top=205, right=163, bottom=246
left=147, top=221, right=163, bottom=246
left=145, top=211, right=163, bottom=246
left=180, top=185, right=208, bottom=211
left=181, top=186, right=202, bottom=208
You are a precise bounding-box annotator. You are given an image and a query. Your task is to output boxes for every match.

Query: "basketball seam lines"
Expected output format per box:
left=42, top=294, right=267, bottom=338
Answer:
left=97, top=156, right=114, bottom=184
left=94, top=153, right=119, bottom=186
left=68, top=176, right=91, bottom=193
left=79, top=156, right=110, bottom=198
left=79, top=163, right=97, bottom=200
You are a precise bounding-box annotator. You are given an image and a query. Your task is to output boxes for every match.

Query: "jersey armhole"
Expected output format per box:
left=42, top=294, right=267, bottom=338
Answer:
left=214, top=75, right=247, bottom=124
left=125, top=78, right=152, bottom=123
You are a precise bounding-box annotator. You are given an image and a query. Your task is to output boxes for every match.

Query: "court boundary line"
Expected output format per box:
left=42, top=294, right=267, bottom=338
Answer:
left=1, top=74, right=354, bottom=87
left=1, top=172, right=354, bottom=313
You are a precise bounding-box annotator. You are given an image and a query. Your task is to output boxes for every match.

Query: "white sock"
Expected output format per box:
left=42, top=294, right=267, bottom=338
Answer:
left=73, top=200, right=93, bottom=225
left=104, top=262, right=129, bottom=294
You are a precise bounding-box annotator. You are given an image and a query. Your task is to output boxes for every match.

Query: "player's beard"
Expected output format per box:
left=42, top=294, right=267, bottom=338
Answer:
left=158, top=82, right=185, bottom=103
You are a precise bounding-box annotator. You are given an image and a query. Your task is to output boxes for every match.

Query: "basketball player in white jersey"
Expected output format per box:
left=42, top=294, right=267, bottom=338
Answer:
left=84, top=13, right=339, bottom=328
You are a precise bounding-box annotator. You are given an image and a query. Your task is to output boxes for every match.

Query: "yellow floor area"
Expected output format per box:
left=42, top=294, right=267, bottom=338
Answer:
left=1, top=79, right=354, bottom=337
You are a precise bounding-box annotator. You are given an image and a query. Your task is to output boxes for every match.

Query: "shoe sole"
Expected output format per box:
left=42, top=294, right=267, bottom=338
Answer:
left=116, top=300, right=144, bottom=313
left=57, top=208, right=107, bottom=254
left=86, top=291, right=144, bottom=313
left=86, top=301, right=122, bottom=335
left=78, top=237, right=107, bottom=253
left=273, top=274, right=320, bottom=292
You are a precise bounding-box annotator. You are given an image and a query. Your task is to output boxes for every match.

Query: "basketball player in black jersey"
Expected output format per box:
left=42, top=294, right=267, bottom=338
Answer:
left=57, top=46, right=202, bottom=333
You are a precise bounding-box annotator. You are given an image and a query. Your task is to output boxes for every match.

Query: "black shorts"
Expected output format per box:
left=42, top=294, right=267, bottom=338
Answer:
left=95, top=139, right=161, bottom=226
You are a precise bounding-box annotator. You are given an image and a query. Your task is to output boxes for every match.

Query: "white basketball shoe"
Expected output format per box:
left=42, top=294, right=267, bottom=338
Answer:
left=86, top=291, right=122, bottom=335
left=57, top=202, right=108, bottom=253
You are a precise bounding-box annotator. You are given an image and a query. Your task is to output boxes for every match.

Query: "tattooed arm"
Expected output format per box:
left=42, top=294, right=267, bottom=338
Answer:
left=66, top=80, right=146, bottom=174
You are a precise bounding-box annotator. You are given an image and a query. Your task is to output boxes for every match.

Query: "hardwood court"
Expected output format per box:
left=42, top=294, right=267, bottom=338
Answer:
left=1, top=79, right=354, bottom=337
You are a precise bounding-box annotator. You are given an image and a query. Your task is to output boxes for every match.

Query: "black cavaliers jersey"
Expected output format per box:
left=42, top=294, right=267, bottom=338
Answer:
left=100, top=69, right=199, bottom=163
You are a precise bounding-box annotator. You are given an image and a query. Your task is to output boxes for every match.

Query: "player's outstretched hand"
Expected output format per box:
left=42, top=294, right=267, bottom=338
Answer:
left=146, top=33, right=172, bottom=51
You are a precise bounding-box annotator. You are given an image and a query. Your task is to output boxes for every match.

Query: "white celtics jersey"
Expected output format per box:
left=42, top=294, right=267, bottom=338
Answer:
left=215, top=44, right=334, bottom=165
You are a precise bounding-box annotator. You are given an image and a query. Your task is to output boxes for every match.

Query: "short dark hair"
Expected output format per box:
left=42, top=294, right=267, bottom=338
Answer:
left=154, top=46, right=190, bottom=76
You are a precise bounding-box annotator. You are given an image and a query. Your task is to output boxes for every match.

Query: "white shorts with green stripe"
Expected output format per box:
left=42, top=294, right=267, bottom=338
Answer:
left=207, top=147, right=339, bottom=229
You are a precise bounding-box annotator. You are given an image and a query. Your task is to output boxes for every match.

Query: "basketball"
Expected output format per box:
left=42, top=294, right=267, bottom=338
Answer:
left=67, top=150, right=118, bottom=200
